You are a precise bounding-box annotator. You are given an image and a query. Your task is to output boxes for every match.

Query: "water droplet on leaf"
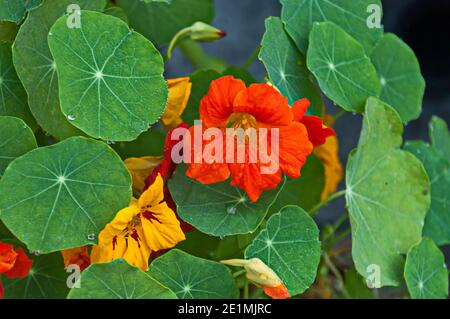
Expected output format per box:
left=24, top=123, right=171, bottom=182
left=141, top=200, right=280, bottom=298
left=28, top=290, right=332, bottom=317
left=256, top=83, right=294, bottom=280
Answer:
left=67, top=115, right=75, bottom=121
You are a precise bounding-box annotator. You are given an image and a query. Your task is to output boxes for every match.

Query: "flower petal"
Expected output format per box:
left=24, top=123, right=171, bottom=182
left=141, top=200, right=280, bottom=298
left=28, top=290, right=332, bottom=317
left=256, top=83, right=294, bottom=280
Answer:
left=0, top=243, right=17, bottom=273
left=200, top=76, right=246, bottom=128
left=61, top=246, right=91, bottom=271
left=4, top=248, right=33, bottom=279
left=125, top=156, right=163, bottom=195
left=139, top=174, right=165, bottom=208
left=278, top=122, right=314, bottom=178
left=162, top=77, right=192, bottom=130
left=233, top=84, right=293, bottom=126
left=301, top=115, right=336, bottom=148
left=314, top=135, right=343, bottom=201
left=141, top=202, right=185, bottom=252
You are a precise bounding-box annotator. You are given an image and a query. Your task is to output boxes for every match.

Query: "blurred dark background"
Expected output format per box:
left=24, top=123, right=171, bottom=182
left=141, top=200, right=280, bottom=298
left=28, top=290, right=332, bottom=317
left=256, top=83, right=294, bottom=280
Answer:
left=166, top=0, right=450, bottom=229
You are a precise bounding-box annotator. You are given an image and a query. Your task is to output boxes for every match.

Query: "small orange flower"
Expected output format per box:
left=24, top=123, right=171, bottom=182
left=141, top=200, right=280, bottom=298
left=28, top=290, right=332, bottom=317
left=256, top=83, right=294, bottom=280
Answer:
left=61, top=246, right=90, bottom=271
left=221, top=258, right=291, bottom=299
left=185, top=76, right=334, bottom=202
left=0, top=243, right=33, bottom=299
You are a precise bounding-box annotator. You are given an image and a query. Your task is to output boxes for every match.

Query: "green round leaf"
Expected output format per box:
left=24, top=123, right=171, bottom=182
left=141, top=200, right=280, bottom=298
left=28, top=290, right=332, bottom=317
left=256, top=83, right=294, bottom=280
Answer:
left=117, top=0, right=214, bottom=46
left=307, top=22, right=381, bottom=112
left=371, top=33, right=425, bottom=123
left=346, top=97, right=430, bottom=286
left=259, top=17, right=322, bottom=115
left=12, top=0, right=106, bottom=140
left=67, top=259, right=177, bottom=299
left=281, top=0, right=383, bottom=54
left=169, top=165, right=284, bottom=237
left=0, top=136, right=132, bottom=253
left=1, top=250, right=69, bottom=299
left=269, top=154, right=325, bottom=214
left=245, top=206, right=321, bottom=296
left=405, top=142, right=450, bottom=246
left=404, top=238, right=449, bottom=299
left=0, top=116, right=37, bottom=177
left=430, top=116, right=450, bottom=163
left=0, top=42, right=37, bottom=129
left=48, top=10, right=167, bottom=141
left=149, top=249, right=239, bottom=299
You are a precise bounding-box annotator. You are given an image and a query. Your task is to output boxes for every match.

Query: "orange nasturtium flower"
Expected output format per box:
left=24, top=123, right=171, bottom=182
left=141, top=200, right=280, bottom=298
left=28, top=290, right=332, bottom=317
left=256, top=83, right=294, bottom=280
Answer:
left=0, top=243, right=33, bottom=298
left=186, top=76, right=335, bottom=202
left=161, top=77, right=192, bottom=131
left=90, top=174, right=185, bottom=270
left=221, top=258, right=290, bottom=299
left=61, top=246, right=91, bottom=271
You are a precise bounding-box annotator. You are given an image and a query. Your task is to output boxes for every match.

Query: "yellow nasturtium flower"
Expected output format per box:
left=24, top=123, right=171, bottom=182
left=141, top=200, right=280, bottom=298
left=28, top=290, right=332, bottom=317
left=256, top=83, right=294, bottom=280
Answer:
left=90, top=175, right=185, bottom=271
left=161, top=77, right=192, bottom=130
left=125, top=156, right=163, bottom=195
left=314, top=114, right=343, bottom=201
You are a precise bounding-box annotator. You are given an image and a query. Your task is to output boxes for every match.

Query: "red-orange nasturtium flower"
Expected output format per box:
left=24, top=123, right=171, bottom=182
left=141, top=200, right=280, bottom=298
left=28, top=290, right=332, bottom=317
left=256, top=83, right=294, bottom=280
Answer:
left=61, top=246, right=91, bottom=271
left=0, top=243, right=33, bottom=298
left=185, top=76, right=335, bottom=202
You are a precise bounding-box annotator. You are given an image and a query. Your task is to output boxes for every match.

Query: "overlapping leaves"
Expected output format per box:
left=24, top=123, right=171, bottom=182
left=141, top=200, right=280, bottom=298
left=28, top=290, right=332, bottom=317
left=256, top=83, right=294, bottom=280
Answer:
left=245, top=206, right=321, bottom=296
left=48, top=11, right=167, bottom=141
left=0, top=137, right=131, bottom=253
left=68, top=259, right=177, bottom=299
left=345, top=98, right=430, bottom=286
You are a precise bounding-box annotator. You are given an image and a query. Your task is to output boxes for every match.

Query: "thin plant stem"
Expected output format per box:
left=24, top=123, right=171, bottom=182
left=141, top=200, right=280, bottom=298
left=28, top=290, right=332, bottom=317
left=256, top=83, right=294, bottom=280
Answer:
left=323, top=252, right=351, bottom=299
left=232, top=269, right=246, bottom=278
left=243, top=277, right=249, bottom=299
left=242, top=46, right=261, bottom=70
left=309, top=190, right=346, bottom=217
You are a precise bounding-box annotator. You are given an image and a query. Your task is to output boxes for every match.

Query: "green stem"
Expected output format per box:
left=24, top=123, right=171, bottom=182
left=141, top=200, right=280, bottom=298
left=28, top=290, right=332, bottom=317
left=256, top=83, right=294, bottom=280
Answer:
left=232, top=269, right=246, bottom=278
left=242, top=46, right=260, bottom=70
left=323, top=252, right=351, bottom=299
left=165, top=26, right=191, bottom=61
left=333, top=109, right=347, bottom=122
left=243, top=277, right=249, bottom=299
left=178, top=39, right=227, bottom=72
left=309, top=190, right=346, bottom=217
left=334, top=227, right=351, bottom=244
left=322, top=211, right=349, bottom=244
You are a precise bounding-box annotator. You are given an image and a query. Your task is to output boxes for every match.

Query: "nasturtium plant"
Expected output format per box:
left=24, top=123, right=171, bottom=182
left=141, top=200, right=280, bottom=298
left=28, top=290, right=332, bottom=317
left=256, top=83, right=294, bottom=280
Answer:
left=307, top=22, right=381, bottom=113
left=245, top=206, right=321, bottom=296
left=404, top=238, right=449, bottom=299
left=12, top=0, right=106, bottom=140
left=370, top=33, right=425, bottom=123
left=48, top=10, right=167, bottom=142
left=149, top=249, right=239, bottom=299
left=346, top=98, right=430, bottom=286
left=68, top=259, right=177, bottom=299
left=0, top=0, right=448, bottom=301
left=280, top=0, right=383, bottom=54
left=259, top=17, right=322, bottom=115
left=0, top=137, right=131, bottom=253
left=405, top=119, right=450, bottom=246
left=169, top=165, right=284, bottom=237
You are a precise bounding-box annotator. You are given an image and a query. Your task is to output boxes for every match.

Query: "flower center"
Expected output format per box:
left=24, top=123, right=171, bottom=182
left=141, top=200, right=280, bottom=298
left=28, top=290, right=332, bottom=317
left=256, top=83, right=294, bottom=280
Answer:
left=227, top=112, right=257, bottom=129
